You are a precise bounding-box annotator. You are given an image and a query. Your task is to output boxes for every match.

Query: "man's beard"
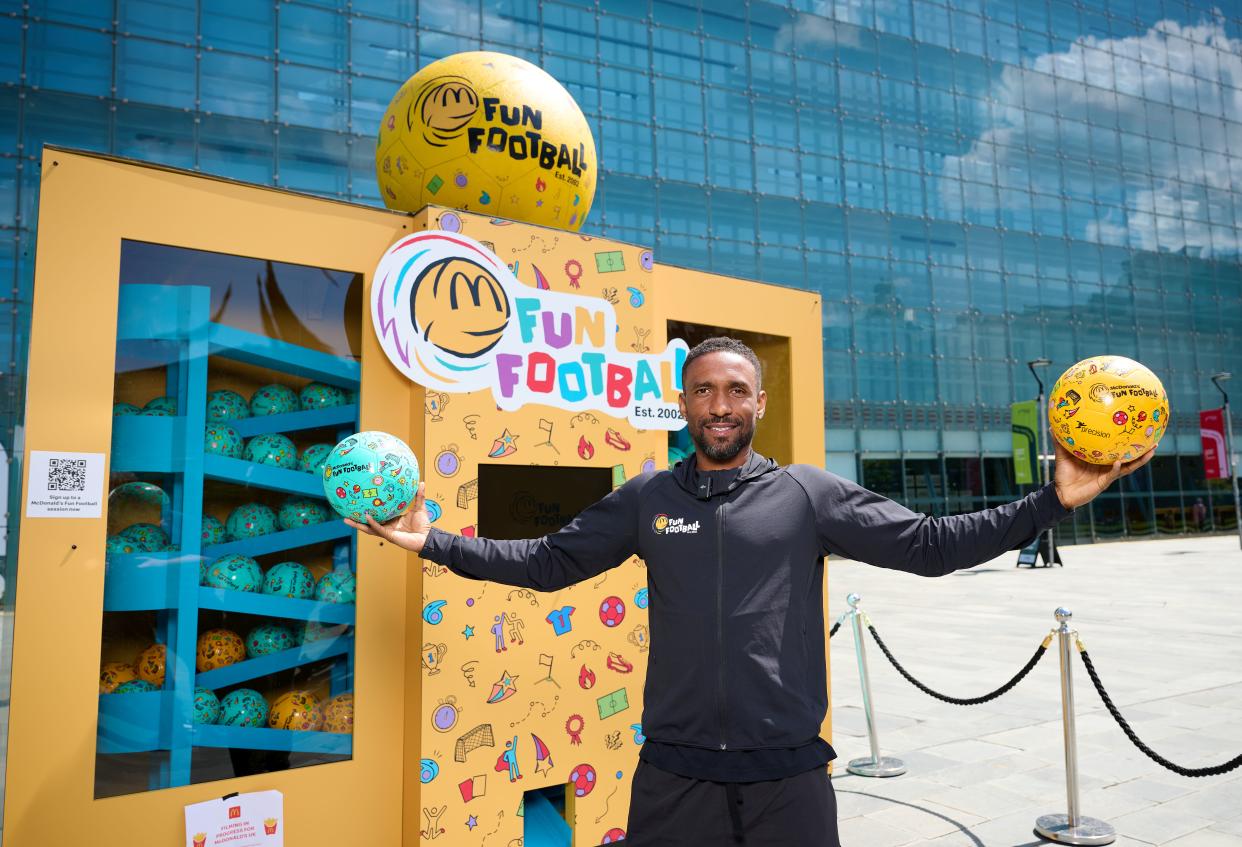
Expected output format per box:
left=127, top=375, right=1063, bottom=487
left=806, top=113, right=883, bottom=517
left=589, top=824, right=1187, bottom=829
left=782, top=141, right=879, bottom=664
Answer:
left=690, top=415, right=756, bottom=463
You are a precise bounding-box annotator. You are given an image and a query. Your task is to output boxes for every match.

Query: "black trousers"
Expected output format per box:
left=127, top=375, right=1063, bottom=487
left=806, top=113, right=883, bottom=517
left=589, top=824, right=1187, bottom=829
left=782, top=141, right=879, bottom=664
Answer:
left=625, top=759, right=842, bottom=846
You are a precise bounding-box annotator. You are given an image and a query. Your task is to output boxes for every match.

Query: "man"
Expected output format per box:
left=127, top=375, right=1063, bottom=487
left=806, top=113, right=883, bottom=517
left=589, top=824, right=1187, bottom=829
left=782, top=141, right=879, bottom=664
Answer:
left=350, top=337, right=1154, bottom=846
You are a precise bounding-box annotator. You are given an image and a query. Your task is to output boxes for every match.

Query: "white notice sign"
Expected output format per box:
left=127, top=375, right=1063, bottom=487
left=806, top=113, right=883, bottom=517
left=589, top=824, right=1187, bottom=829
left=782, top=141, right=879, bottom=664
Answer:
left=24, top=450, right=105, bottom=518
left=184, top=790, right=284, bottom=847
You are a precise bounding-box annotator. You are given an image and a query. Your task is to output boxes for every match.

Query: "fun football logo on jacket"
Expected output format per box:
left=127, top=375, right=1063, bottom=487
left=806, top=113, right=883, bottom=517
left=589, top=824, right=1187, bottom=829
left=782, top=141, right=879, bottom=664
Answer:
left=651, top=514, right=699, bottom=535
left=372, top=230, right=689, bottom=430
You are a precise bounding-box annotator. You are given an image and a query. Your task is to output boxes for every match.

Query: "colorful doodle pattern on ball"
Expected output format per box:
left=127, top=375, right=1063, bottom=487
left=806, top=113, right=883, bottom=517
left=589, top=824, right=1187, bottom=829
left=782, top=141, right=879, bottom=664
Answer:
left=262, top=561, right=316, bottom=599
left=204, top=423, right=244, bottom=458
left=269, top=690, right=324, bottom=731
left=1048, top=355, right=1169, bottom=465
left=250, top=383, right=299, bottom=416
left=315, top=569, right=357, bottom=604
left=100, top=661, right=137, bottom=693
left=135, top=643, right=166, bottom=686
left=278, top=497, right=331, bottom=530
left=201, top=514, right=227, bottom=546
left=321, top=693, right=354, bottom=733
left=226, top=502, right=278, bottom=539
left=206, top=389, right=250, bottom=420
left=321, top=430, right=420, bottom=523
left=246, top=623, right=295, bottom=658
left=300, top=381, right=348, bottom=410
left=219, top=688, right=269, bottom=727
left=196, top=628, right=245, bottom=672
left=119, top=522, right=169, bottom=552
left=204, top=553, right=264, bottom=593
left=299, top=442, right=334, bottom=475
left=245, top=433, right=298, bottom=469
left=194, top=687, right=221, bottom=724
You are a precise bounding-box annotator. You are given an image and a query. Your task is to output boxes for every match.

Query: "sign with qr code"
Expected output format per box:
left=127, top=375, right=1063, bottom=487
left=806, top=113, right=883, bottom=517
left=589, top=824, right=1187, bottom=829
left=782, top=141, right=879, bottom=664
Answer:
left=25, top=450, right=105, bottom=518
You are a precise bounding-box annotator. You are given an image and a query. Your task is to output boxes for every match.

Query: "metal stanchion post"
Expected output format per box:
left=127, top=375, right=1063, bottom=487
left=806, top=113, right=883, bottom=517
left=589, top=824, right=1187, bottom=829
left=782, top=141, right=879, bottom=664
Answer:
left=1035, top=608, right=1115, bottom=845
left=844, top=594, right=906, bottom=778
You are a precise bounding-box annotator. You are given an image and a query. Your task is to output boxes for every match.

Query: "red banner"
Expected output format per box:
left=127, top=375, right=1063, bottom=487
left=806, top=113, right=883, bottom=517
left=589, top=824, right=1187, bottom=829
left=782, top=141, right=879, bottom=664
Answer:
left=1201, top=408, right=1228, bottom=479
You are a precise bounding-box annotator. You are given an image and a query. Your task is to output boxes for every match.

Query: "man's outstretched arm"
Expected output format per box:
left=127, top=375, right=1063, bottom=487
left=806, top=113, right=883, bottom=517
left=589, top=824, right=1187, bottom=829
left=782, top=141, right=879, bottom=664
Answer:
left=792, top=441, right=1155, bottom=577
left=349, top=478, right=642, bottom=591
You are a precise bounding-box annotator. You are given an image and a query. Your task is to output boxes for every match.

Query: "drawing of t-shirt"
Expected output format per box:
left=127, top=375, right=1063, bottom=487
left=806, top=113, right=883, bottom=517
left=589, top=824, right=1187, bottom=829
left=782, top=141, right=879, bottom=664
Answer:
left=546, top=605, right=575, bottom=635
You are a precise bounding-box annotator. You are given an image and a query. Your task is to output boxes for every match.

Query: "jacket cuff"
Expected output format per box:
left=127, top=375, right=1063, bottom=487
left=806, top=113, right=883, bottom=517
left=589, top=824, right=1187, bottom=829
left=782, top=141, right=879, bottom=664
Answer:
left=421, top=527, right=451, bottom=563
left=1036, top=482, right=1074, bottom=525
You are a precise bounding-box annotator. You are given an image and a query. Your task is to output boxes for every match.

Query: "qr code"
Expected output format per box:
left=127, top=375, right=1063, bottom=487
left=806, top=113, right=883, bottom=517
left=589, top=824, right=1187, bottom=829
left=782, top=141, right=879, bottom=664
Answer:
left=47, top=458, right=88, bottom=491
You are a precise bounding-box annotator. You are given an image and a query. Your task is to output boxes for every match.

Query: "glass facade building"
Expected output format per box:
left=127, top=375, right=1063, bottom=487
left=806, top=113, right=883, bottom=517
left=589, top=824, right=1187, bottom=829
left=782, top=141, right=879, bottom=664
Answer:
left=2, top=0, right=1241, bottom=557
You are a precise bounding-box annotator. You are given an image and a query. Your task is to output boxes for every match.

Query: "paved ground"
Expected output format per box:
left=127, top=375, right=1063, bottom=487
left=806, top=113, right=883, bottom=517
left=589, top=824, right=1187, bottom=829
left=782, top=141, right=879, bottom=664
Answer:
left=827, top=534, right=1242, bottom=847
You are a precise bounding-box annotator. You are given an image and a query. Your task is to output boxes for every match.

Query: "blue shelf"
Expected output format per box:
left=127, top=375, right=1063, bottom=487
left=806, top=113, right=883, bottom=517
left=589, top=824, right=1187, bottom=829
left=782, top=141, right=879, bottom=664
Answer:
left=209, top=324, right=360, bottom=385
left=197, top=635, right=353, bottom=690
left=110, top=416, right=188, bottom=473
left=192, top=724, right=353, bottom=754
left=104, top=552, right=193, bottom=611
left=203, top=520, right=350, bottom=560
left=226, top=404, right=358, bottom=438
left=99, top=283, right=360, bottom=785
left=203, top=455, right=324, bottom=497
left=197, top=587, right=356, bottom=625
left=98, top=690, right=172, bottom=754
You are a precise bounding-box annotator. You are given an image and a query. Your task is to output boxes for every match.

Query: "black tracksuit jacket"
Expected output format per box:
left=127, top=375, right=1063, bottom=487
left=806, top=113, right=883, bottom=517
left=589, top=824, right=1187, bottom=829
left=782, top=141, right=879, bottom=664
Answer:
left=420, top=449, right=1073, bottom=754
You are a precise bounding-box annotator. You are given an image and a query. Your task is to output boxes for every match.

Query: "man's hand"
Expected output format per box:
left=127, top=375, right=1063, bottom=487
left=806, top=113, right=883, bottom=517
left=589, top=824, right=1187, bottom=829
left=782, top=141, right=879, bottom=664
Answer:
left=1053, top=440, right=1156, bottom=510
left=345, top=481, right=431, bottom=553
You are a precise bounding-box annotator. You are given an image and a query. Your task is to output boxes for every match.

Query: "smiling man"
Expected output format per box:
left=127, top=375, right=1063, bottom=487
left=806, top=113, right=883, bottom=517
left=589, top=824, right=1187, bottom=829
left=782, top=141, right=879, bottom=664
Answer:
left=350, top=336, right=1153, bottom=846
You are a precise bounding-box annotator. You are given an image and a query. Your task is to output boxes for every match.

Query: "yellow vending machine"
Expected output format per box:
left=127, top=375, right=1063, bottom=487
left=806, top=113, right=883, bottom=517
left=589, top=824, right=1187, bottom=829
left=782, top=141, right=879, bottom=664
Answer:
left=5, top=148, right=822, bottom=847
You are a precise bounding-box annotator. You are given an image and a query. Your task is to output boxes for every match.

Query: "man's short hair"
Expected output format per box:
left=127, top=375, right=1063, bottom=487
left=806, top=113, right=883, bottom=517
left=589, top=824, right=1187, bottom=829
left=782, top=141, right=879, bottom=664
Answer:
left=681, top=337, right=763, bottom=391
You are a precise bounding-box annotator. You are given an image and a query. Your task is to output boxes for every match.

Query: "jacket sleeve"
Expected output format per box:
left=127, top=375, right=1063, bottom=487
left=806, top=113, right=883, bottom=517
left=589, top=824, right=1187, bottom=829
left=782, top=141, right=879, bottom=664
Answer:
left=419, top=475, right=644, bottom=591
left=789, top=466, right=1073, bottom=577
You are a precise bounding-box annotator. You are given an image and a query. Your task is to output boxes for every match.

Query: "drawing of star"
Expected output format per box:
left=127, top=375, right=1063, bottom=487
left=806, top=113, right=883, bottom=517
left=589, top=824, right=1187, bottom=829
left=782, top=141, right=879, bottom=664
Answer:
left=534, top=756, right=553, bottom=776
left=466, top=815, right=478, bottom=830
left=463, top=625, right=475, bottom=639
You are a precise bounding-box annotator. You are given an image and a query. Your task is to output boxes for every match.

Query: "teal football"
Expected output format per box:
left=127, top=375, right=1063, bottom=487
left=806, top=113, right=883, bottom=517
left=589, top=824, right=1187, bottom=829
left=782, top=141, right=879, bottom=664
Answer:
left=246, top=623, right=296, bottom=657
left=226, top=502, right=278, bottom=539
left=250, top=384, right=299, bottom=416
left=204, top=423, right=244, bottom=458
left=298, top=621, right=349, bottom=644
left=315, top=569, right=357, bottom=604
left=278, top=497, right=330, bottom=531
left=109, top=481, right=170, bottom=508
left=244, top=433, right=298, bottom=469
left=193, top=687, right=221, bottom=724
left=262, top=561, right=316, bottom=599
left=201, top=514, right=227, bottom=546
left=204, top=553, right=264, bottom=592
left=113, top=679, right=158, bottom=694
left=322, top=431, right=419, bottom=523
left=219, top=688, right=269, bottom=727
left=119, top=522, right=169, bottom=552
left=112, top=402, right=142, bottom=416
left=105, top=534, right=139, bottom=555
left=299, top=443, right=333, bottom=475
left=206, top=389, right=250, bottom=421
left=300, top=382, right=348, bottom=410
left=140, top=407, right=172, bottom=417
left=144, top=395, right=177, bottom=414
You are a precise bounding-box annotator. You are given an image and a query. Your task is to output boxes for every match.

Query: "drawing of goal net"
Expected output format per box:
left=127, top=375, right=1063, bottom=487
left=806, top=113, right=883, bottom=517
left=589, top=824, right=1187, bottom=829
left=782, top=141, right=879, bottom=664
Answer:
left=454, top=723, right=495, bottom=762
left=457, top=477, right=479, bottom=510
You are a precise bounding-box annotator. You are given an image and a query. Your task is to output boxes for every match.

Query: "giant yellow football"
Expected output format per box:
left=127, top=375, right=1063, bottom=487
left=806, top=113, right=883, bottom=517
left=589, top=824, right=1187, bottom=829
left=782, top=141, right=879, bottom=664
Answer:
left=376, top=51, right=596, bottom=231
left=1048, top=356, right=1168, bottom=465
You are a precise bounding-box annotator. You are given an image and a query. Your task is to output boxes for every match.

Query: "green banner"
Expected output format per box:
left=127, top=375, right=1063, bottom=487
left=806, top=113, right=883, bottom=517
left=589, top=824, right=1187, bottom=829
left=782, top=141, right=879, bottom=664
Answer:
left=1011, top=400, right=1038, bottom=485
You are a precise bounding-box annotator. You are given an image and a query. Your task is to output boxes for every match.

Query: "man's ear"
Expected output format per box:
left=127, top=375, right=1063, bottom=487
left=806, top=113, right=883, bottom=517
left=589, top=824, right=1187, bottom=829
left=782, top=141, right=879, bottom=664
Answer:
left=756, top=389, right=767, bottom=420
left=678, top=391, right=687, bottom=419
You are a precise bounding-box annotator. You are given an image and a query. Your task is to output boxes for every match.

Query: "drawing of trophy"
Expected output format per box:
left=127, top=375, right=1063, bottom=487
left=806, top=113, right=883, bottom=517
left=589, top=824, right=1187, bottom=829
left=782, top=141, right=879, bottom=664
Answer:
left=422, top=642, right=447, bottom=675
left=426, top=391, right=449, bottom=422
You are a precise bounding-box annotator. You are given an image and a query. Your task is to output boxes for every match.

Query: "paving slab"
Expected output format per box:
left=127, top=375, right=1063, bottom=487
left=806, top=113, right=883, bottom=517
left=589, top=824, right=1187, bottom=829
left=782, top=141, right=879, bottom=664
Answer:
left=827, top=535, right=1242, bottom=846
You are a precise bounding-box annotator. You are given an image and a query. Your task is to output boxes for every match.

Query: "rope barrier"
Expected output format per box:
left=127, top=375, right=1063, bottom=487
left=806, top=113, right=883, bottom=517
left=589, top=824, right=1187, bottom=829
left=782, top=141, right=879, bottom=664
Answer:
left=1077, top=641, right=1242, bottom=778
left=866, top=624, right=1053, bottom=706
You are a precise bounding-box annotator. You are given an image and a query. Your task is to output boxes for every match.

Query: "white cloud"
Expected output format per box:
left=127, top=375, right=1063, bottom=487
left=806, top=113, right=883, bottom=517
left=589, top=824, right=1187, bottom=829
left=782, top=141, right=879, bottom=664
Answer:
left=945, top=17, right=1242, bottom=257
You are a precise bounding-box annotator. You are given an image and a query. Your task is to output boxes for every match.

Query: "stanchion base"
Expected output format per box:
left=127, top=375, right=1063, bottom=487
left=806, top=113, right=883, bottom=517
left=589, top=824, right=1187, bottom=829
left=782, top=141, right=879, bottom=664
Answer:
left=845, top=756, right=906, bottom=777
left=1034, top=814, right=1116, bottom=845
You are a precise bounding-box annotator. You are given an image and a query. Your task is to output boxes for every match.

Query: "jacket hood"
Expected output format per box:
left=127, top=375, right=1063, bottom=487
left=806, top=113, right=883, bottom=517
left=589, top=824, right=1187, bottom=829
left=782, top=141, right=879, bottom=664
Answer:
left=672, top=447, right=780, bottom=499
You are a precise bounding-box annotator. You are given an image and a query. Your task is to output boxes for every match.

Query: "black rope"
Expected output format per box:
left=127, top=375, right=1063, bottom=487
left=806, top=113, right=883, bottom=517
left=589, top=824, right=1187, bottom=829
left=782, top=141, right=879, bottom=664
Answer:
left=829, top=621, right=840, bottom=638
left=866, top=624, right=1048, bottom=705
left=1079, top=649, right=1242, bottom=777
